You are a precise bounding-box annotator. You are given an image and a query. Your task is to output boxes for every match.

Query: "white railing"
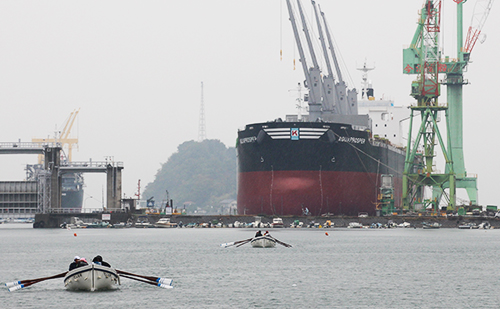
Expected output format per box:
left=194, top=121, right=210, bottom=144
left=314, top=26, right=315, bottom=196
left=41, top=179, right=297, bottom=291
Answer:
left=61, top=161, right=124, bottom=168
left=47, top=208, right=126, bottom=214
left=0, top=142, right=61, bottom=149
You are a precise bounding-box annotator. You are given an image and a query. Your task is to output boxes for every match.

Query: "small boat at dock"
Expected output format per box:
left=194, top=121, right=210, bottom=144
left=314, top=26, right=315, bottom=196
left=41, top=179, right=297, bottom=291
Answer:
left=348, top=222, right=364, bottom=228
left=397, top=222, right=411, bottom=228
left=422, top=222, right=441, bottom=229
left=86, top=221, right=111, bottom=228
left=458, top=222, right=479, bottom=229
left=270, top=218, right=284, bottom=228
left=64, top=264, right=120, bottom=291
left=135, top=217, right=151, bottom=228
left=154, top=218, right=178, bottom=228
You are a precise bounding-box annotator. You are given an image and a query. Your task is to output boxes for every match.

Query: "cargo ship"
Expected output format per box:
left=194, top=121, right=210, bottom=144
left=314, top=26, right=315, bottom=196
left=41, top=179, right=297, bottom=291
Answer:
left=26, top=164, right=84, bottom=209
left=28, top=109, right=84, bottom=209
left=236, top=0, right=407, bottom=216
left=61, top=172, right=84, bottom=209
left=236, top=105, right=406, bottom=217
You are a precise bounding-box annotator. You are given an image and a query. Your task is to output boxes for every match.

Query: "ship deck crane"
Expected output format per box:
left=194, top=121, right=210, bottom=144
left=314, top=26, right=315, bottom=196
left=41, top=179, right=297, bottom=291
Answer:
left=285, top=0, right=362, bottom=122
left=312, top=1, right=338, bottom=114
left=286, top=0, right=323, bottom=121
left=316, top=3, right=358, bottom=115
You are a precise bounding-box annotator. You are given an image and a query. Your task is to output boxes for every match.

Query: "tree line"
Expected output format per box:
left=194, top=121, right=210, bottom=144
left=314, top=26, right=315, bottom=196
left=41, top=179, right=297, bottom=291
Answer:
left=142, top=139, right=236, bottom=213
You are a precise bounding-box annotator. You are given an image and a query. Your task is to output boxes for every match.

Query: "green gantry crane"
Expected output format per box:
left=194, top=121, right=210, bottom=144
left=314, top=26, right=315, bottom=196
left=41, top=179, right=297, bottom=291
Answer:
left=402, top=0, right=493, bottom=212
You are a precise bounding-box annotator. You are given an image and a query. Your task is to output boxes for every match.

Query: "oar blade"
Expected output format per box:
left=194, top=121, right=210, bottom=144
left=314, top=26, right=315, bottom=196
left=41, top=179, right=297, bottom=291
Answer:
left=5, top=281, right=21, bottom=288
left=220, top=242, right=235, bottom=248
left=157, top=278, right=173, bottom=285
left=119, top=271, right=173, bottom=289
left=5, top=271, right=67, bottom=291
left=158, top=283, right=174, bottom=289
left=8, top=284, right=25, bottom=292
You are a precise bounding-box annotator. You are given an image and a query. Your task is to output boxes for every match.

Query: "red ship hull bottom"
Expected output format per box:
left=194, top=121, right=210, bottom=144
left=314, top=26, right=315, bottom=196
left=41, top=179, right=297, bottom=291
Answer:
left=237, top=170, right=402, bottom=216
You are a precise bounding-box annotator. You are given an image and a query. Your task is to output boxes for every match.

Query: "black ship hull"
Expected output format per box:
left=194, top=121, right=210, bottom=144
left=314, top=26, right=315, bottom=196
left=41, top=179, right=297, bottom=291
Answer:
left=61, top=173, right=84, bottom=209
left=61, top=189, right=84, bottom=209
left=236, top=121, right=405, bottom=216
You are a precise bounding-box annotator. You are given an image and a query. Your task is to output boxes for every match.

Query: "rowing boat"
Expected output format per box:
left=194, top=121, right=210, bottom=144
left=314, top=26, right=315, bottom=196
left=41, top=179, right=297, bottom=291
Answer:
left=64, top=264, right=120, bottom=291
left=250, top=236, right=276, bottom=248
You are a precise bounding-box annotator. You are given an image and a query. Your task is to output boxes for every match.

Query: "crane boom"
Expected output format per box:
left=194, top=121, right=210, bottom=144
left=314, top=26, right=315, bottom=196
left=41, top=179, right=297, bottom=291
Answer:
left=285, top=0, right=322, bottom=120
left=318, top=5, right=357, bottom=115
left=312, top=1, right=332, bottom=77
left=62, top=109, right=80, bottom=140
left=312, top=0, right=338, bottom=114
left=32, top=109, right=80, bottom=163
left=320, top=9, right=343, bottom=84
left=296, top=0, right=319, bottom=69
left=463, top=0, right=494, bottom=53
left=285, top=0, right=309, bottom=82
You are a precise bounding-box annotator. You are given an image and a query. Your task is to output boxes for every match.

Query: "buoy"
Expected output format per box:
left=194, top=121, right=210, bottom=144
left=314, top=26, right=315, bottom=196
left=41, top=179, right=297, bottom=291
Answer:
left=74, top=233, right=77, bottom=237
left=325, top=232, right=329, bottom=236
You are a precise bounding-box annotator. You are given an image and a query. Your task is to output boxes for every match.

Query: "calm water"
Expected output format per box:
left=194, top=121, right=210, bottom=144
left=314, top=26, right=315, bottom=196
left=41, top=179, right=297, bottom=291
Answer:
left=1, top=224, right=500, bottom=308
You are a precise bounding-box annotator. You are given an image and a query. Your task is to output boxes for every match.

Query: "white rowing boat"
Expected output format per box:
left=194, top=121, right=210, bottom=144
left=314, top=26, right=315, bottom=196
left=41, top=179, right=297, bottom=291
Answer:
left=250, top=236, right=276, bottom=248
left=64, top=264, right=120, bottom=291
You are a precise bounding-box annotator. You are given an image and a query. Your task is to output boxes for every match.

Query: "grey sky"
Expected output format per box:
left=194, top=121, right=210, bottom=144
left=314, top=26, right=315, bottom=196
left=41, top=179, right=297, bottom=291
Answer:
left=1, top=0, right=498, bottom=208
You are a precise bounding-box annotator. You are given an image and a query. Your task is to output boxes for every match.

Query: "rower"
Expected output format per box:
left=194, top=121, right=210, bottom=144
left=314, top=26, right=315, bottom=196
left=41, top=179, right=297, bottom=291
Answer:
left=69, top=256, right=88, bottom=271
left=255, top=230, right=262, bottom=237
left=92, top=255, right=111, bottom=267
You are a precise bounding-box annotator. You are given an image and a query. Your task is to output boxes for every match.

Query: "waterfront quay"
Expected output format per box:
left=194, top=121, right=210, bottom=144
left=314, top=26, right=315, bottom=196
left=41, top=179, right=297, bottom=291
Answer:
left=32, top=211, right=500, bottom=229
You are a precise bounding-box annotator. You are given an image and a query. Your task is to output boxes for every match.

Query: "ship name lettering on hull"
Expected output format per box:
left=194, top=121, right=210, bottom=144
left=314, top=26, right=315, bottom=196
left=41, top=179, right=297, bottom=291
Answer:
left=338, top=137, right=366, bottom=144
left=240, top=136, right=257, bottom=144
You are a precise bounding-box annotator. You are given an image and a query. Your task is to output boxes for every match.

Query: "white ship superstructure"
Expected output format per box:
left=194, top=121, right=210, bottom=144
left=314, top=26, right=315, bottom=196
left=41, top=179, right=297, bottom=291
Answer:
left=357, top=63, right=408, bottom=147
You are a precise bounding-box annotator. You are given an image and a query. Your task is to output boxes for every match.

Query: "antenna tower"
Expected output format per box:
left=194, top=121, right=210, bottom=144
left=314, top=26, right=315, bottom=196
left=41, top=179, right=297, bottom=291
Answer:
left=198, top=81, right=206, bottom=142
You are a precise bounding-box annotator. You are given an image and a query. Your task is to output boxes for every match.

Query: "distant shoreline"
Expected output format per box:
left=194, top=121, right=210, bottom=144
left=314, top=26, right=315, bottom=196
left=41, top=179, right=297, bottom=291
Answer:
left=30, top=212, right=499, bottom=229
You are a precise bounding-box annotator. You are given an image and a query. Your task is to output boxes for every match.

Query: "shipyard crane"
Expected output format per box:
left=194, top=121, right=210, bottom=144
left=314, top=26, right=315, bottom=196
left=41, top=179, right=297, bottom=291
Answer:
left=402, top=0, right=493, bottom=212
left=402, top=0, right=451, bottom=212
left=442, top=0, right=493, bottom=208
left=32, top=109, right=80, bottom=164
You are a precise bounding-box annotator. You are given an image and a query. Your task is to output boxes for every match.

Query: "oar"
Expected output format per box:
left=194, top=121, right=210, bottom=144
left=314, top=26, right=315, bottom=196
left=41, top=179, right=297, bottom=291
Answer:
left=268, top=235, right=292, bottom=248
left=220, top=237, right=253, bottom=248
left=119, top=274, right=172, bottom=289
left=5, top=271, right=68, bottom=287
left=6, top=271, right=67, bottom=292
left=116, top=270, right=172, bottom=285
left=236, top=238, right=254, bottom=247
left=8, top=279, right=44, bottom=292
